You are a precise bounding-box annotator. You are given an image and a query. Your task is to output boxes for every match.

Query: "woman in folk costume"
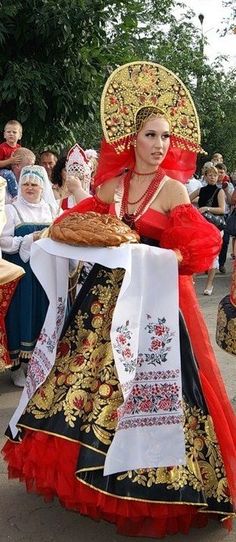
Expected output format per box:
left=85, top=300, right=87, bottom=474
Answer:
left=0, top=176, right=25, bottom=372
left=2, top=62, right=236, bottom=536
left=51, top=144, right=93, bottom=210
left=0, top=165, right=58, bottom=386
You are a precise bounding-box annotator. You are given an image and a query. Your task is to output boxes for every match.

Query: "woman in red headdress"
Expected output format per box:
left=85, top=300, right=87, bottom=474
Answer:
left=2, top=62, right=236, bottom=537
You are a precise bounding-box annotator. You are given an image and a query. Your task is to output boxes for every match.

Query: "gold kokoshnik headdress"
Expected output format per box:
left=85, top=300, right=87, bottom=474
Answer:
left=94, top=61, right=204, bottom=186
left=101, top=61, right=201, bottom=154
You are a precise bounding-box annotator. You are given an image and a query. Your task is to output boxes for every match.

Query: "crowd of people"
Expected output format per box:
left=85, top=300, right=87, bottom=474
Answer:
left=0, top=61, right=235, bottom=538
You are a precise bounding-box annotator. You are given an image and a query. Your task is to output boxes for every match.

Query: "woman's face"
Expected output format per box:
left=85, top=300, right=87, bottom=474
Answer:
left=21, top=178, right=43, bottom=203
left=205, top=170, right=218, bottom=185
left=135, top=116, right=170, bottom=170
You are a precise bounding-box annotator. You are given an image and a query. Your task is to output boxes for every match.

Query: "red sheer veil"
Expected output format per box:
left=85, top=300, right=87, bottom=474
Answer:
left=93, top=135, right=199, bottom=188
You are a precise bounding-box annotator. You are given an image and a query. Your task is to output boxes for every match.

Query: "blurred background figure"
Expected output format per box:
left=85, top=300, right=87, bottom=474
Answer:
left=0, top=165, right=58, bottom=387
left=3, top=147, right=36, bottom=203
left=215, top=163, right=234, bottom=273
left=190, top=165, right=225, bottom=295
left=39, top=149, right=58, bottom=181
left=0, top=120, right=24, bottom=203
left=0, top=176, right=25, bottom=373
left=51, top=144, right=92, bottom=210
left=211, top=152, right=223, bottom=165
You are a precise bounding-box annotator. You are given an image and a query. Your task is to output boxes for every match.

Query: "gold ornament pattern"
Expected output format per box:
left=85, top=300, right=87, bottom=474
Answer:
left=26, top=268, right=124, bottom=447
left=230, top=262, right=236, bottom=306
left=216, top=303, right=236, bottom=355
left=24, top=267, right=231, bottom=506
left=117, top=402, right=231, bottom=504
left=101, top=62, right=202, bottom=153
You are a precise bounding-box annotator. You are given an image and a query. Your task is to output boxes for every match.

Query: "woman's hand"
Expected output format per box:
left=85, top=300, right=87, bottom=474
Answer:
left=66, top=174, right=82, bottom=195
left=198, top=206, right=209, bottom=214
left=33, top=228, right=49, bottom=241
left=174, top=249, right=183, bottom=264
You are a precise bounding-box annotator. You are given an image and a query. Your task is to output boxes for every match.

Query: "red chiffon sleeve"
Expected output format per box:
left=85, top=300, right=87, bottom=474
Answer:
left=54, top=195, right=110, bottom=224
left=160, top=204, right=222, bottom=275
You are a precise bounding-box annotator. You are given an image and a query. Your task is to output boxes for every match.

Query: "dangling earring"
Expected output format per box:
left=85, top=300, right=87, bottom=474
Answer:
left=132, top=139, right=137, bottom=148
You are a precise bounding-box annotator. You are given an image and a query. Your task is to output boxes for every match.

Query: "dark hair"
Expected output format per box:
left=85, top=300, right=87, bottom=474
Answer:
left=135, top=107, right=161, bottom=132
left=51, top=156, right=67, bottom=187
left=39, top=149, right=58, bottom=159
left=215, top=163, right=227, bottom=172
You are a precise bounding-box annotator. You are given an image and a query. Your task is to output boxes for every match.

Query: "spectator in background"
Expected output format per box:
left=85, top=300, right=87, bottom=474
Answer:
left=50, top=146, right=92, bottom=210
left=216, top=163, right=234, bottom=273
left=11, top=147, right=36, bottom=181
left=0, top=120, right=22, bottom=168
left=190, top=165, right=225, bottom=295
left=230, top=170, right=236, bottom=187
left=0, top=165, right=58, bottom=387
left=39, top=150, right=58, bottom=180
left=211, top=152, right=223, bottom=165
left=1, top=147, right=36, bottom=203
left=0, top=176, right=25, bottom=373
left=199, top=161, right=213, bottom=185
left=185, top=175, right=202, bottom=207
left=0, top=120, right=23, bottom=203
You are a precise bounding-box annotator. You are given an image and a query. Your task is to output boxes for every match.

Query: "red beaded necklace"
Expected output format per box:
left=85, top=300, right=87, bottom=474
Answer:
left=132, top=169, right=157, bottom=176
left=120, top=168, right=165, bottom=228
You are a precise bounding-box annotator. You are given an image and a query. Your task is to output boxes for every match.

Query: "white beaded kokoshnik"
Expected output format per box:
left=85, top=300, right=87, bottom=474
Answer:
left=66, top=143, right=92, bottom=194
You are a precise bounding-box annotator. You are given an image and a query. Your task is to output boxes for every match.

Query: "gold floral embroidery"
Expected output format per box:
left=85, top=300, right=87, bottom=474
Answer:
left=117, top=403, right=230, bottom=503
left=27, top=269, right=124, bottom=443
left=216, top=305, right=236, bottom=355
left=26, top=267, right=230, bottom=504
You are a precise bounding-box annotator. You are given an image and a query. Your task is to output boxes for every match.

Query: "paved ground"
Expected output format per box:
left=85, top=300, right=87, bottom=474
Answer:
left=0, top=259, right=235, bottom=542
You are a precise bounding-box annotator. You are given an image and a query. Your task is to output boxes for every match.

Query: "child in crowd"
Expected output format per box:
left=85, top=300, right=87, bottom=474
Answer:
left=0, top=120, right=22, bottom=167
left=0, top=120, right=23, bottom=200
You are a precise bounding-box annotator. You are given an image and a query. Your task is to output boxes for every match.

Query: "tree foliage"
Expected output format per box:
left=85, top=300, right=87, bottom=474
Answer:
left=0, top=0, right=235, bottom=170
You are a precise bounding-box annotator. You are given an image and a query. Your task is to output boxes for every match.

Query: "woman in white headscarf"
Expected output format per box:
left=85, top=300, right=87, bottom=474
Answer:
left=0, top=165, right=59, bottom=386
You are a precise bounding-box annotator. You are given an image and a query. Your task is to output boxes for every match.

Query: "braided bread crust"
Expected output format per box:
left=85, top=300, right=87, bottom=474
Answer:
left=49, top=212, right=140, bottom=247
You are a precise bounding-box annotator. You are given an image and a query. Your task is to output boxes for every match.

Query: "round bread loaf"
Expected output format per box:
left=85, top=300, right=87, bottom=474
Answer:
left=49, top=212, right=140, bottom=247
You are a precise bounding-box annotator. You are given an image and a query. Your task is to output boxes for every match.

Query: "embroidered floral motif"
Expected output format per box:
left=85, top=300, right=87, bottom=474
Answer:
left=114, top=314, right=175, bottom=373
left=26, top=297, right=66, bottom=396
left=120, top=382, right=181, bottom=417
left=114, top=320, right=136, bottom=373
left=139, top=315, right=175, bottom=366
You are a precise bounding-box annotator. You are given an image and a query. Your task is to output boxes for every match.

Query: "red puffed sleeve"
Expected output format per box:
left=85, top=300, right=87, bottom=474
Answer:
left=54, top=195, right=110, bottom=224
left=160, top=204, right=222, bottom=275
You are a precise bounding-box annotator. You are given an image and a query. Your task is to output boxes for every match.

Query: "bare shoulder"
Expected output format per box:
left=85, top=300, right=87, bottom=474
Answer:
left=96, top=175, right=123, bottom=204
left=165, top=177, right=190, bottom=208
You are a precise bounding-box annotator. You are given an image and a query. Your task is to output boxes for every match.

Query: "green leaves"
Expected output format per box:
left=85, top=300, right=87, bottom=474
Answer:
left=0, top=0, right=235, bottom=170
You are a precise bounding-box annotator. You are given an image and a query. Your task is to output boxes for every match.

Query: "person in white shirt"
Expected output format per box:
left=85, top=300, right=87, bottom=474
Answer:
left=0, top=165, right=58, bottom=386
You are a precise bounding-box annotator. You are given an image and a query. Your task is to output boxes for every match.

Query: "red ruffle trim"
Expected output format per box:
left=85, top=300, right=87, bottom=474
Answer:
left=160, top=204, right=222, bottom=275
left=2, top=431, right=233, bottom=538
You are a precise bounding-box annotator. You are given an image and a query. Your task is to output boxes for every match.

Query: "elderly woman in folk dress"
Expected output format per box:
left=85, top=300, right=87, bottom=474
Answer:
left=2, top=62, right=236, bottom=537
left=0, top=165, right=59, bottom=386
